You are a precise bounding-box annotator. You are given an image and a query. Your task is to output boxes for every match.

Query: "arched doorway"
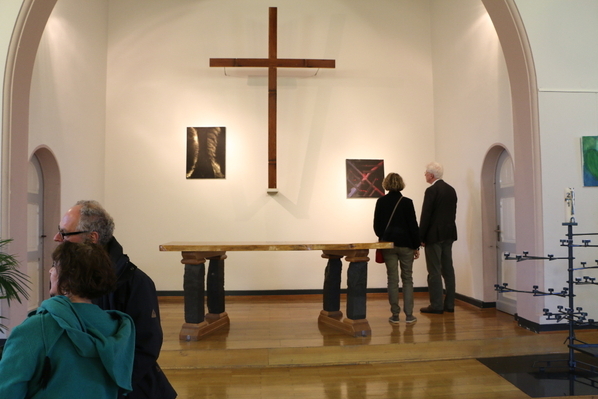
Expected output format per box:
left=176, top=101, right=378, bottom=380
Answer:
left=495, top=150, right=516, bottom=314
left=28, top=148, right=61, bottom=308
left=481, top=146, right=518, bottom=314
left=481, top=145, right=507, bottom=305
left=27, top=154, right=44, bottom=309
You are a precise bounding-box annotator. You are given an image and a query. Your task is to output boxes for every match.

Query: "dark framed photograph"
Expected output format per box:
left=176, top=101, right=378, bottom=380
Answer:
left=346, top=159, right=385, bottom=198
left=186, top=127, right=226, bottom=179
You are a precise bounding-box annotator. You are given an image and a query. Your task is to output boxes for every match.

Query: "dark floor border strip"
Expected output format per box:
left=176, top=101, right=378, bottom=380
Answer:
left=158, top=288, right=497, bottom=309
left=0, top=290, right=496, bottom=305
left=158, top=288, right=393, bottom=297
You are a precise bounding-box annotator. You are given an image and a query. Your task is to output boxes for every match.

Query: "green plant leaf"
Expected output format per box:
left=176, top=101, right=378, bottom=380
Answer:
left=0, top=238, right=30, bottom=306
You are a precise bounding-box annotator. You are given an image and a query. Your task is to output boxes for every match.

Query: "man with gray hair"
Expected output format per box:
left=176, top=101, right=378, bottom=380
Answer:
left=54, top=200, right=176, bottom=399
left=419, top=162, right=458, bottom=314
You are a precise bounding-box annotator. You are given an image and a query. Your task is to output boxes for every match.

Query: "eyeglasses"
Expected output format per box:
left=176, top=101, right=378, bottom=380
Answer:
left=57, top=225, right=90, bottom=240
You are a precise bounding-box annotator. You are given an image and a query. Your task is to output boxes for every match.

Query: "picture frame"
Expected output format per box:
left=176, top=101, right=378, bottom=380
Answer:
left=346, top=159, right=385, bottom=198
left=186, top=127, right=226, bottom=179
left=581, top=136, right=598, bottom=187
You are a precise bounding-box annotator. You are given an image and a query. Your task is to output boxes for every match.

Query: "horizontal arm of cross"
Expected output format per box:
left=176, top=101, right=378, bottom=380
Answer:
left=210, top=58, right=335, bottom=68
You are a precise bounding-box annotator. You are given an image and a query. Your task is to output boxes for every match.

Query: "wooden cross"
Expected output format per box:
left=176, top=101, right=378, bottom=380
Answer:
left=210, top=7, right=336, bottom=191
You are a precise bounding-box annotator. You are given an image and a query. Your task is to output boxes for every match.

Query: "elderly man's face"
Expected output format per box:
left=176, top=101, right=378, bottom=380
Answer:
left=53, top=205, right=89, bottom=243
left=424, top=171, right=434, bottom=184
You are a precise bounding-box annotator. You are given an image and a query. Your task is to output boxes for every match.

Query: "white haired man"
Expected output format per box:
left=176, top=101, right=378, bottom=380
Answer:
left=419, top=163, right=458, bottom=314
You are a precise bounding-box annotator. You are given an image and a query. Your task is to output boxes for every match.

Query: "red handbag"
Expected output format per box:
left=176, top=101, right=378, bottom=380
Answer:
left=375, top=248, right=385, bottom=263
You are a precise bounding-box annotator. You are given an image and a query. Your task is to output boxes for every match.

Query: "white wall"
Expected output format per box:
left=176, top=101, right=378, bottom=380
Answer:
left=23, top=0, right=513, bottom=304
left=104, top=0, right=436, bottom=291
left=29, top=0, right=108, bottom=205
left=5, top=0, right=596, bottom=331
left=516, top=0, right=598, bottom=321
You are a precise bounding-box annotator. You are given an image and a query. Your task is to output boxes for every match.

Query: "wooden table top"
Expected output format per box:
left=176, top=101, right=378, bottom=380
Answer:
left=159, top=241, right=394, bottom=252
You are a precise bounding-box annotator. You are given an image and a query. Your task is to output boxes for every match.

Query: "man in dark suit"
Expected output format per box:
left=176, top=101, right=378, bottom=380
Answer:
left=419, top=162, right=458, bottom=314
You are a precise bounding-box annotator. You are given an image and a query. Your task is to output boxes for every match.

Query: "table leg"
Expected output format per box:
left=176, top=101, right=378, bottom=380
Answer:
left=322, top=256, right=342, bottom=314
left=180, top=263, right=209, bottom=340
left=318, top=250, right=371, bottom=337
left=183, top=263, right=205, bottom=324
left=179, top=251, right=229, bottom=341
left=205, top=255, right=229, bottom=326
left=347, top=261, right=367, bottom=320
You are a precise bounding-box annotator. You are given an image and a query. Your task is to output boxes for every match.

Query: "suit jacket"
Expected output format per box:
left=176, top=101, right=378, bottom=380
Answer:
left=419, top=179, right=457, bottom=245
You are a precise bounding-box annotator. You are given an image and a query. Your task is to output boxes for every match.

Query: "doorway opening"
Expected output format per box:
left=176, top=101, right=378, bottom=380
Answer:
left=481, top=145, right=516, bottom=313
left=27, top=148, right=61, bottom=308
left=495, top=150, right=516, bottom=314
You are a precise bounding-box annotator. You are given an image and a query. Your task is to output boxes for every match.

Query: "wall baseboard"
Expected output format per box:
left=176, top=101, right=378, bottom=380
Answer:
left=158, top=288, right=395, bottom=297
left=157, top=287, right=497, bottom=310
left=455, top=292, right=496, bottom=309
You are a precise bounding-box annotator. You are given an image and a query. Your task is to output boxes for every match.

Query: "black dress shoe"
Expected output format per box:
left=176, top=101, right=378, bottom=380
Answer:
left=420, top=306, right=444, bottom=314
left=444, top=307, right=455, bottom=313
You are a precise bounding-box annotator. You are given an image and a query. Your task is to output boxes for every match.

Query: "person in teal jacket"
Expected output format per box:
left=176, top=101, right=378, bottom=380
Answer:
left=0, top=241, right=135, bottom=399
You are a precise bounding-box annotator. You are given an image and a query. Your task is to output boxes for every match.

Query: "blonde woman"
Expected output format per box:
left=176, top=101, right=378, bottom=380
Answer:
left=373, top=173, right=420, bottom=324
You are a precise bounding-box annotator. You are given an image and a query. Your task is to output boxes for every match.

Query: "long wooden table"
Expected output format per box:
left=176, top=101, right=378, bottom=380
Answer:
left=159, top=242, right=393, bottom=340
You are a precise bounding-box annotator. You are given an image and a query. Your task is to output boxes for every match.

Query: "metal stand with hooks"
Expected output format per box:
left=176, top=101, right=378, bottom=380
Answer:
left=496, top=222, right=598, bottom=384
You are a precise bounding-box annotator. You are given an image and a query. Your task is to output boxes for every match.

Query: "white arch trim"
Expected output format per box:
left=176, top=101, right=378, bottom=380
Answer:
left=482, top=0, right=544, bottom=321
left=2, top=0, right=58, bottom=332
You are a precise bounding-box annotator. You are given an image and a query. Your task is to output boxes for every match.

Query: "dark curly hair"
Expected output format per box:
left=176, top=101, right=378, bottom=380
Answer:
left=52, top=241, right=116, bottom=299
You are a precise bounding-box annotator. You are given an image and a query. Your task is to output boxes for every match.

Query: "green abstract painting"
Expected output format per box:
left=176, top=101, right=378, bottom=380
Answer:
left=582, top=136, right=598, bottom=187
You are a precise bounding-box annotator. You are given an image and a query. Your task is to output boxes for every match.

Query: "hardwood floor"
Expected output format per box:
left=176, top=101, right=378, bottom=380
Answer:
left=158, top=293, right=598, bottom=398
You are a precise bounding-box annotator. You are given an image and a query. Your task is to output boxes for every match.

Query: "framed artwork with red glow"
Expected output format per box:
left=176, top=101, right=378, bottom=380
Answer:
left=346, top=159, right=385, bottom=198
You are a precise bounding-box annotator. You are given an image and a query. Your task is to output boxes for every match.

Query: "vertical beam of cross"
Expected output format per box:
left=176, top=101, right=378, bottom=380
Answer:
left=210, top=7, right=335, bottom=191
left=268, top=7, right=277, bottom=191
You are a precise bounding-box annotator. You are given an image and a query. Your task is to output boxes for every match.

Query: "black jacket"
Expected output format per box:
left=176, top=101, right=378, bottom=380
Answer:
left=419, top=179, right=458, bottom=245
left=93, top=237, right=177, bottom=399
left=373, top=191, right=420, bottom=249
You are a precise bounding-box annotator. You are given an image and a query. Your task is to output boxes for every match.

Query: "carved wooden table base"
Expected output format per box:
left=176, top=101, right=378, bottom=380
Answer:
left=160, top=242, right=393, bottom=340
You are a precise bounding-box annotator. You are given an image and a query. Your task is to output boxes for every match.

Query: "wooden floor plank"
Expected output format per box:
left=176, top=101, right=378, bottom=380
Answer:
left=158, top=293, right=598, bottom=399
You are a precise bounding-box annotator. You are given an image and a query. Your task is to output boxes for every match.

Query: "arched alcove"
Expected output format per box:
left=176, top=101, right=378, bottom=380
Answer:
left=482, top=0, right=544, bottom=321
left=31, top=146, right=61, bottom=303
left=480, top=144, right=511, bottom=304
left=2, top=0, right=58, bottom=330
left=2, top=0, right=542, bottom=327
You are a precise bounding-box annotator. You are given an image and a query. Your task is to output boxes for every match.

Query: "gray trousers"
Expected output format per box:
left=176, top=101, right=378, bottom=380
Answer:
left=383, top=246, right=415, bottom=316
left=424, top=240, right=455, bottom=310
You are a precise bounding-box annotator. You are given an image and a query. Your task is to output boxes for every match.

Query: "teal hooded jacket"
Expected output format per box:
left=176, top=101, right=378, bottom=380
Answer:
left=0, top=296, right=135, bottom=399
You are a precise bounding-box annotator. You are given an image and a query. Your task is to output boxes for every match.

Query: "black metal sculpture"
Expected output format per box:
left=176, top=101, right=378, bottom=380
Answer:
left=496, top=220, right=598, bottom=387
